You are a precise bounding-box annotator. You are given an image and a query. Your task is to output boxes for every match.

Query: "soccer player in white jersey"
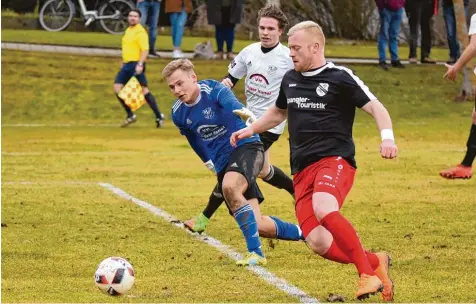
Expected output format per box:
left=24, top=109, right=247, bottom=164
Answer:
left=184, top=5, right=296, bottom=233
left=441, top=13, right=476, bottom=179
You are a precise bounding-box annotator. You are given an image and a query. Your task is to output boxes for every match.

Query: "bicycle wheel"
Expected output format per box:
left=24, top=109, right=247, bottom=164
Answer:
left=98, top=0, right=134, bottom=35
left=39, top=0, right=74, bottom=32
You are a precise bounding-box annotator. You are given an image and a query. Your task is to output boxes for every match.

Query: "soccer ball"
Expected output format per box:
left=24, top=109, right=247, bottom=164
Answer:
left=94, top=257, right=135, bottom=296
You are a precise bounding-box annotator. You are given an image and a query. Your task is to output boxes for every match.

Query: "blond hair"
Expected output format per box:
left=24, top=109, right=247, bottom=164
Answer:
left=287, top=21, right=325, bottom=45
left=161, top=59, right=195, bottom=78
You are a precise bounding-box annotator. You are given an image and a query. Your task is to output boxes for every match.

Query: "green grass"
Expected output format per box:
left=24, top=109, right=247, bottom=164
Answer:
left=1, top=29, right=451, bottom=60
left=2, top=50, right=476, bottom=302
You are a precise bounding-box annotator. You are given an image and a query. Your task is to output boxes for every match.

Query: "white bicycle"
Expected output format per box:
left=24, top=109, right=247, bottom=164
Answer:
left=39, top=0, right=134, bottom=34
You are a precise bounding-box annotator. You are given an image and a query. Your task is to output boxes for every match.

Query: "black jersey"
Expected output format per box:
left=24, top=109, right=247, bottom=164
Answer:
left=275, top=62, right=376, bottom=174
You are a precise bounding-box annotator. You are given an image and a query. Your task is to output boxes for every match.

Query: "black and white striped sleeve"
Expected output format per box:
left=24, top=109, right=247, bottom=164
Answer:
left=340, top=68, right=377, bottom=108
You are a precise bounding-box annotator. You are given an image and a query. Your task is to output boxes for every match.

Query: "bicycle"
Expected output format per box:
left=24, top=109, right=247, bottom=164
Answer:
left=39, top=0, right=135, bottom=34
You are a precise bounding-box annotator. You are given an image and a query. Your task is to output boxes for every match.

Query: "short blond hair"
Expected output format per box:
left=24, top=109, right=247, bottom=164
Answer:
left=161, top=59, right=195, bottom=78
left=287, top=21, right=325, bottom=45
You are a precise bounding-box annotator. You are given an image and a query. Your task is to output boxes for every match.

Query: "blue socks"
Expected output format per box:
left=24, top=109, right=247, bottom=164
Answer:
left=270, top=216, right=303, bottom=241
left=233, top=204, right=263, bottom=257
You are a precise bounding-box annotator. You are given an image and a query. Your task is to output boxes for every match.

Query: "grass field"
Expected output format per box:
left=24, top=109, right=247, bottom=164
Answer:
left=2, top=50, right=476, bottom=302
left=1, top=29, right=451, bottom=61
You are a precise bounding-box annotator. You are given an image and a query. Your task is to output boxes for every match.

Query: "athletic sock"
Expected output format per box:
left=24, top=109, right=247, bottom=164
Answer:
left=269, top=216, right=302, bottom=241
left=262, top=165, right=295, bottom=195
left=321, top=211, right=375, bottom=276
left=461, top=124, right=476, bottom=167
left=202, top=184, right=224, bottom=219
left=322, top=241, right=380, bottom=270
left=234, top=204, right=263, bottom=257
left=116, top=94, right=133, bottom=117
left=144, top=92, right=162, bottom=119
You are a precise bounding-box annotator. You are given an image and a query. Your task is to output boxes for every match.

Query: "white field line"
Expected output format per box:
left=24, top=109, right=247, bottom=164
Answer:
left=98, top=182, right=319, bottom=304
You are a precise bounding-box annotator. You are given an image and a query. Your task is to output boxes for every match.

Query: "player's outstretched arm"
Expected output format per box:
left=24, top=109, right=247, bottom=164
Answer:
left=444, top=34, right=476, bottom=81
left=230, top=105, right=287, bottom=147
left=360, top=100, right=398, bottom=159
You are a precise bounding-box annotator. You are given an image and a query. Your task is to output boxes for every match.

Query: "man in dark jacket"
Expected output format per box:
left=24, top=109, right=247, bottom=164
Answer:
left=405, top=0, right=438, bottom=64
left=375, top=0, right=405, bottom=70
left=206, top=0, right=244, bottom=60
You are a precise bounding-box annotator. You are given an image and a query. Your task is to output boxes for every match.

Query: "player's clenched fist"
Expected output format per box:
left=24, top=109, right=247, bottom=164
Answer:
left=221, top=78, right=234, bottom=88
left=380, top=139, right=398, bottom=159
left=230, top=127, right=254, bottom=147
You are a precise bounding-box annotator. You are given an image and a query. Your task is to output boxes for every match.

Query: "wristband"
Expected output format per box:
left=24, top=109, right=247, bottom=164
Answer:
left=381, top=129, right=395, bottom=142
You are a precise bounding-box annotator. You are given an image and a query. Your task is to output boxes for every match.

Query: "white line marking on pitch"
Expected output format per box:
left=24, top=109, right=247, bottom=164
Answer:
left=98, top=182, right=319, bottom=304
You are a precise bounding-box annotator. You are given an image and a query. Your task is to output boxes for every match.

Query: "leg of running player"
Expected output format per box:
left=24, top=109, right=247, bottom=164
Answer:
left=184, top=183, right=224, bottom=233
left=305, top=224, right=393, bottom=301
left=440, top=107, right=475, bottom=179
left=222, top=172, right=266, bottom=266
left=247, top=199, right=302, bottom=241
left=259, top=149, right=295, bottom=198
left=313, top=192, right=389, bottom=300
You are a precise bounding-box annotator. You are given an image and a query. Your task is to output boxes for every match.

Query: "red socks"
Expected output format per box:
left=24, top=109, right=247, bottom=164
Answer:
left=320, top=211, right=375, bottom=276
left=322, top=240, right=380, bottom=271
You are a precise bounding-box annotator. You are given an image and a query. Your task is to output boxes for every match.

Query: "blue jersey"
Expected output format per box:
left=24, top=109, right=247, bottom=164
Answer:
left=172, top=79, right=261, bottom=173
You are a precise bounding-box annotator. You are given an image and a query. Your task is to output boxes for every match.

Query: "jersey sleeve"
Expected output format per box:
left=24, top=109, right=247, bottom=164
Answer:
left=469, top=13, right=476, bottom=35
left=214, top=82, right=244, bottom=111
left=228, top=48, right=248, bottom=79
left=340, top=69, right=377, bottom=108
left=275, top=84, right=288, bottom=110
left=137, top=31, right=149, bottom=52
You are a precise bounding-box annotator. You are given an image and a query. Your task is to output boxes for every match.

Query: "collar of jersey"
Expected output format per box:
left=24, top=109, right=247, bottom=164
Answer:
left=183, top=84, right=202, bottom=107
left=301, top=62, right=333, bottom=77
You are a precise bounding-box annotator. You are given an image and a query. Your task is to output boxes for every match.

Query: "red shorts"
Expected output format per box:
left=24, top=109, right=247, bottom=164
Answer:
left=293, top=156, right=356, bottom=238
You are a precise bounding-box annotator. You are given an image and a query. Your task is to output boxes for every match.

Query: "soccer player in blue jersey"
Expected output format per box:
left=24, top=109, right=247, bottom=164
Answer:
left=162, top=59, right=302, bottom=266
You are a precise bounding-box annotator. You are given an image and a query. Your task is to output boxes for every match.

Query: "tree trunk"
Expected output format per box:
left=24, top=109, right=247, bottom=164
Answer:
left=267, top=0, right=280, bottom=6
left=453, top=0, right=476, bottom=102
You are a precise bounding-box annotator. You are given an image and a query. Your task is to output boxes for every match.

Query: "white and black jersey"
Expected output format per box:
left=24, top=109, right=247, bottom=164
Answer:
left=228, top=42, right=294, bottom=135
left=276, top=62, right=377, bottom=174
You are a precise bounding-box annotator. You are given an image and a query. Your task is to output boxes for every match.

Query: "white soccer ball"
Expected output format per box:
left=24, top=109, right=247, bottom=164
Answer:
left=94, top=257, right=135, bottom=296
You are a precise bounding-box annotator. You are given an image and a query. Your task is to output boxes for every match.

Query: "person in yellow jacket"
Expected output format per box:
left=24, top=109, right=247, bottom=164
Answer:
left=113, top=9, right=164, bottom=128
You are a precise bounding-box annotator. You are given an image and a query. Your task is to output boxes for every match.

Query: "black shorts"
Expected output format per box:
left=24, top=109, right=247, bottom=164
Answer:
left=259, top=131, right=280, bottom=151
left=217, top=142, right=265, bottom=209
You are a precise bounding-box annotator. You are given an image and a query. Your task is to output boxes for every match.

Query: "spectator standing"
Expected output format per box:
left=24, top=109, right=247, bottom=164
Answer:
left=405, top=0, right=438, bottom=64
left=165, top=0, right=192, bottom=59
left=137, top=0, right=161, bottom=57
left=207, top=0, right=244, bottom=60
left=442, top=0, right=469, bottom=64
left=375, top=0, right=406, bottom=70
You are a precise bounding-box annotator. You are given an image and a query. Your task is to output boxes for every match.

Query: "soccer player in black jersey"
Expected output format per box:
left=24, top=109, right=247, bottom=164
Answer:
left=231, top=21, right=398, bottom=301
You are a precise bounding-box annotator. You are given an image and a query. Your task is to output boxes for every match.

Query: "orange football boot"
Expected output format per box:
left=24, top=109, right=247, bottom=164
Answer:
left=374, top=253, right=394, bottom=301
left=440, top=164, right=472, bottom=179
left=356, top=274, right=383, bottom=300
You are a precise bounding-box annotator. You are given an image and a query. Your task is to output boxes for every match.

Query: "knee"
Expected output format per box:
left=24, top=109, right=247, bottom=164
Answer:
left=305, top=226, right=333, bottom=256
left=471, top=109, right=476, bottom=124
left=222, top=184, right=240, bottom=210
left=312, top=193, right=339, bottom=221
left=258, top=165, right=271, bottom=179
left=307, top=239, right=329, bottom=256
left=142, top=86, right=150, bottom=95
